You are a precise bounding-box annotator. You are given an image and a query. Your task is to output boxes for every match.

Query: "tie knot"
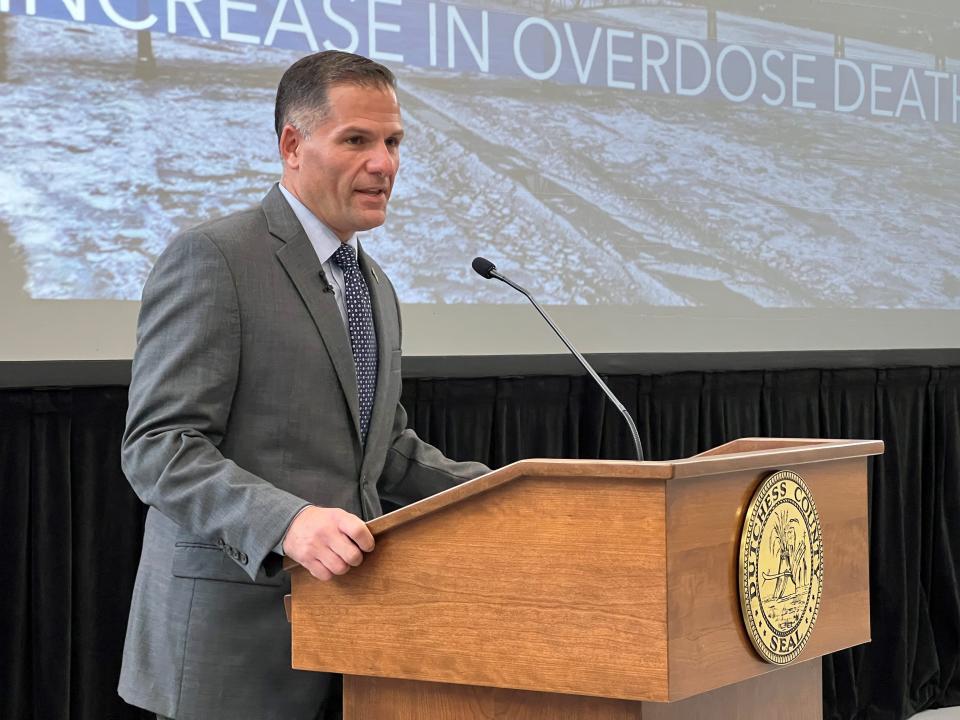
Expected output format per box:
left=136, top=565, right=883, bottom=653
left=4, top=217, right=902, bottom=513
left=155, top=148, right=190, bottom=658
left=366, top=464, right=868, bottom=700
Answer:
left=332, top=243, right=359, bottom=272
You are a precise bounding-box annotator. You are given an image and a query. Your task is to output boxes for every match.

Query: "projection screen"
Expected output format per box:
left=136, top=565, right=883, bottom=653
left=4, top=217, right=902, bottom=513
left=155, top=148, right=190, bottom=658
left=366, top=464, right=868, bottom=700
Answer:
left=1, top=0, right=958, bottom=361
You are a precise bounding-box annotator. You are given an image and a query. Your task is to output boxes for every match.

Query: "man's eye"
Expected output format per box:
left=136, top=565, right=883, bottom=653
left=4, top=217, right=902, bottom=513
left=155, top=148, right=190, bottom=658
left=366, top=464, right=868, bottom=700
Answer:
left=346, top=136, right=363, bottom=145
left=386, top=137, right=401, bottom=148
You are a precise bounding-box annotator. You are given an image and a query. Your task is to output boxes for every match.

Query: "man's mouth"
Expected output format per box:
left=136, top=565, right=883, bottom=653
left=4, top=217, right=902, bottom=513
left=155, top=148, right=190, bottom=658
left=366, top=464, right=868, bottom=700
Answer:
left=356, top=188, right=386, bottom=196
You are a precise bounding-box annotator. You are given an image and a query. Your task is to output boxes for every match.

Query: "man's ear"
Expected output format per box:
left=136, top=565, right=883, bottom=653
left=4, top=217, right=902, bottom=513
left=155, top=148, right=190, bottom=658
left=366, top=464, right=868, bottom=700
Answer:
left=279, top=124, right=302, bottom=171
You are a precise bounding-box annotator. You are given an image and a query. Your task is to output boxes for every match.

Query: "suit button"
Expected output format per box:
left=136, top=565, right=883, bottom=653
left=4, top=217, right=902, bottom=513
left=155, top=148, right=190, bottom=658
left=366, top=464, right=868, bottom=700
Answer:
left=238, top=552, right=249, bottom=565
left=217, top=538, right=225, bottom=548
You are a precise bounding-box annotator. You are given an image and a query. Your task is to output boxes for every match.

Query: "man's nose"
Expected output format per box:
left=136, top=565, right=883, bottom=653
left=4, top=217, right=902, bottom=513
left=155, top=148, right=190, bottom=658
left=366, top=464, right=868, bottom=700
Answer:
left=366, top=143, right=396, bottom=176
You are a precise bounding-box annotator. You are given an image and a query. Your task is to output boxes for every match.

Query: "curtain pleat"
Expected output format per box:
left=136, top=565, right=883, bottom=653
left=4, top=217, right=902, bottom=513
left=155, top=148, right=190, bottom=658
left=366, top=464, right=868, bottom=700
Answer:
left=29, top=392, right=73, bottom=720
left=701, top=371, right=764, bottom=449
left=0, top=389, right=150, bottom=720
left=1, top=366, right=958, bottom=720
left=68, top=390, right=148, bottom=720
left=1, top=392, right=33, bottom=720
left=649, top=371, right=704, bottom=461
left=928, top=368, right=960, bottom=710
left=762, top=368, right=822, bottom=438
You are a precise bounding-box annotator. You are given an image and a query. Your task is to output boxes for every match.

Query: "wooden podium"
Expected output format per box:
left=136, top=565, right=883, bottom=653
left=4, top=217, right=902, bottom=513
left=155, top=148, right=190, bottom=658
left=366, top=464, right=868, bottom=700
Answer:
left=286, top=437, right=882, bottom=719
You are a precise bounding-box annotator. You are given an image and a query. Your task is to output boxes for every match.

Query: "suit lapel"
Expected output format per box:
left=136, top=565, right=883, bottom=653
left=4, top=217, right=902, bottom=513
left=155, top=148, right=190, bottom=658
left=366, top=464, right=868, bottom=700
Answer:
left=358, top=246, right=395, bottom=464
left=264, top=185, right=362, bottom=442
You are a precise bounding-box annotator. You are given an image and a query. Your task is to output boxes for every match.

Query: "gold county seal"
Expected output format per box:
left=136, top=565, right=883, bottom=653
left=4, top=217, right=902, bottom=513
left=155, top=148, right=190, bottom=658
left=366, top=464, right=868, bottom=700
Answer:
left=739, top=470, right=824, bottom=664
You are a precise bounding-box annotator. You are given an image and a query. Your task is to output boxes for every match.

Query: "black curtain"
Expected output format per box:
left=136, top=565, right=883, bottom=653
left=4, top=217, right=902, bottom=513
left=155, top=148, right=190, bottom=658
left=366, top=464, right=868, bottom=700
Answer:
left=0, top=388, right=149, bottom=720
left=1, top=366, right=958, bottom=719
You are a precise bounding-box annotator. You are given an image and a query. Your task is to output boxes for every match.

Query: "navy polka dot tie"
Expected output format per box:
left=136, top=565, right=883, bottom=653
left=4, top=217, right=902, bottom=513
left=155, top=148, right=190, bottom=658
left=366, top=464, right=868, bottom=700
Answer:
left=332, top=244, right=378, bottom=443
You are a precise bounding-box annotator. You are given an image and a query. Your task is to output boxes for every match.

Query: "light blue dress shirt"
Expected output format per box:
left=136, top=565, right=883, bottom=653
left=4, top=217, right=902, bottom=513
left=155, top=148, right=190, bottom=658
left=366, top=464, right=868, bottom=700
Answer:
left=278, top=182, right=361, bottom=330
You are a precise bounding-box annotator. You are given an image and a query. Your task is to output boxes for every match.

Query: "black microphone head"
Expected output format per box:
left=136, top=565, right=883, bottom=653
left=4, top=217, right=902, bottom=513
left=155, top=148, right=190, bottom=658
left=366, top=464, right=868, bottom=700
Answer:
left=472, top=256, right=497, bottom=279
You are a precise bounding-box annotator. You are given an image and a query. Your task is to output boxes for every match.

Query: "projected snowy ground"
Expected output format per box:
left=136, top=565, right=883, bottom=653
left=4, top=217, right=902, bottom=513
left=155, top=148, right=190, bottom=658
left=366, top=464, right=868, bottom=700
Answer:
left=0, top=6, right=958, bottom=307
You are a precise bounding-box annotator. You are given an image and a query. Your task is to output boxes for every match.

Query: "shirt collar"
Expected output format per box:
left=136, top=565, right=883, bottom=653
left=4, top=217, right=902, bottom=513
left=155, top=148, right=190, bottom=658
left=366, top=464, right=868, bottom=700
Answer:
left=278, top=182, right=359, bottom=264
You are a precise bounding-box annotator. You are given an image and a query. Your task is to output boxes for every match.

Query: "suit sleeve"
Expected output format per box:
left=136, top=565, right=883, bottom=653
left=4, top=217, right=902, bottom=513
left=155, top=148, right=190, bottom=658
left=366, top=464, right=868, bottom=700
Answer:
left=374, top=282, right=490, bottom=507
left=377, top=402, right=490, bottom=508
left=121, top=230, right=308, bottom=580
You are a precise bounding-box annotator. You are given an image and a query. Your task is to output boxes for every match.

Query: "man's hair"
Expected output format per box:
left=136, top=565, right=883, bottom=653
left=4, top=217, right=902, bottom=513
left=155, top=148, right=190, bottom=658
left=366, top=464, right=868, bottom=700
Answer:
left=274, top=51, right=397, bottom=141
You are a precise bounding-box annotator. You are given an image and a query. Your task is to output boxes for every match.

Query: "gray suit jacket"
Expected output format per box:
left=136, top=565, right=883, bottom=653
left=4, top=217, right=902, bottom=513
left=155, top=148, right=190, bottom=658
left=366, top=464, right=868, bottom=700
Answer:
left=118, top=185, right=488, bottom=719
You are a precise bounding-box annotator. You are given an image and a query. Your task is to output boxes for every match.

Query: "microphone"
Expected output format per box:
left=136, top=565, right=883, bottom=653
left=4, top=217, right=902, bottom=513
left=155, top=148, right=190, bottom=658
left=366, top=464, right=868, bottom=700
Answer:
left=471, top=257, right=644, bottom=461
left=471, top=256, right=498, bottom=279
left=318, top=270, right=334, bottom=293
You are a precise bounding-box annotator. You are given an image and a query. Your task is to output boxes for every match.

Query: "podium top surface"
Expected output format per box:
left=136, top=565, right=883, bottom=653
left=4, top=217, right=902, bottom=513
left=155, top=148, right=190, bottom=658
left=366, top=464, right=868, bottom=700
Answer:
left=366, top=437, right=882, bottom=536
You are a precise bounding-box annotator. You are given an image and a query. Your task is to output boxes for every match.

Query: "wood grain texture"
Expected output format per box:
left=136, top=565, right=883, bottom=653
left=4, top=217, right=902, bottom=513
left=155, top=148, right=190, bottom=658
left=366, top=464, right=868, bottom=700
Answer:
left=292, top=473, right=670, bottom=701
left=693, top=437, right=847, bottom=457
left=343, top=676, right=644, bottom=720
left=670, top=439, right=883, bottom=479
left=365, top=460, right=674, bottom=536
left=643, top=658, right=821, bottom=720
left=665, top=457, right=870, bottom=700
left=283, top=440, right=882, bottom=570
left=288, top=440, right=878, bottom=705
left=368, top=441, right=882, bottom=535
left=342, top=660, right=820, bottom=720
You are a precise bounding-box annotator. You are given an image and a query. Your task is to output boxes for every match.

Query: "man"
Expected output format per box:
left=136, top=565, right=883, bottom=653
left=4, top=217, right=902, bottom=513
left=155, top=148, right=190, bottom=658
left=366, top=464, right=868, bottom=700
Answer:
left=118, top=51, right=489, bottom=720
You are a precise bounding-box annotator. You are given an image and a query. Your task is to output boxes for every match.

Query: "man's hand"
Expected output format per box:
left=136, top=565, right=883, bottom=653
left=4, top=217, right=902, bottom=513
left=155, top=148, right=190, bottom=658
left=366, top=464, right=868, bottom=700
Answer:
left=282, top=506, right=375, bottom=581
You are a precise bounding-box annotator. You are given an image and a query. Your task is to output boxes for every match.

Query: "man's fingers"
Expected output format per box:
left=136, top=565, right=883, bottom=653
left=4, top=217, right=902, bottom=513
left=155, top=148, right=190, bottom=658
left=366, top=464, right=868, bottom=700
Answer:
left=303, top=557, right=333, bottom=582
left=339, top=514, right=375, bottom=552
left=283, top=507, right=374, bottom=579
left=318, top=548, right=351, bottom=576
left=329, top=534, right=365, bottom=568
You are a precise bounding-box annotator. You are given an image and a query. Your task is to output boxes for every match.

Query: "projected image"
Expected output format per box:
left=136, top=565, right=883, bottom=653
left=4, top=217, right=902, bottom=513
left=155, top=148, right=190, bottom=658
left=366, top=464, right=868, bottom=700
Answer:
left=0, top=0, right=958, bottom=308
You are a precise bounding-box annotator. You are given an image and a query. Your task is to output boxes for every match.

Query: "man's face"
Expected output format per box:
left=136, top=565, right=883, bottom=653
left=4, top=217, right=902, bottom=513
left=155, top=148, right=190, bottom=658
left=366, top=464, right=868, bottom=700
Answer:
left=281, top=83, right=403, bottom=240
